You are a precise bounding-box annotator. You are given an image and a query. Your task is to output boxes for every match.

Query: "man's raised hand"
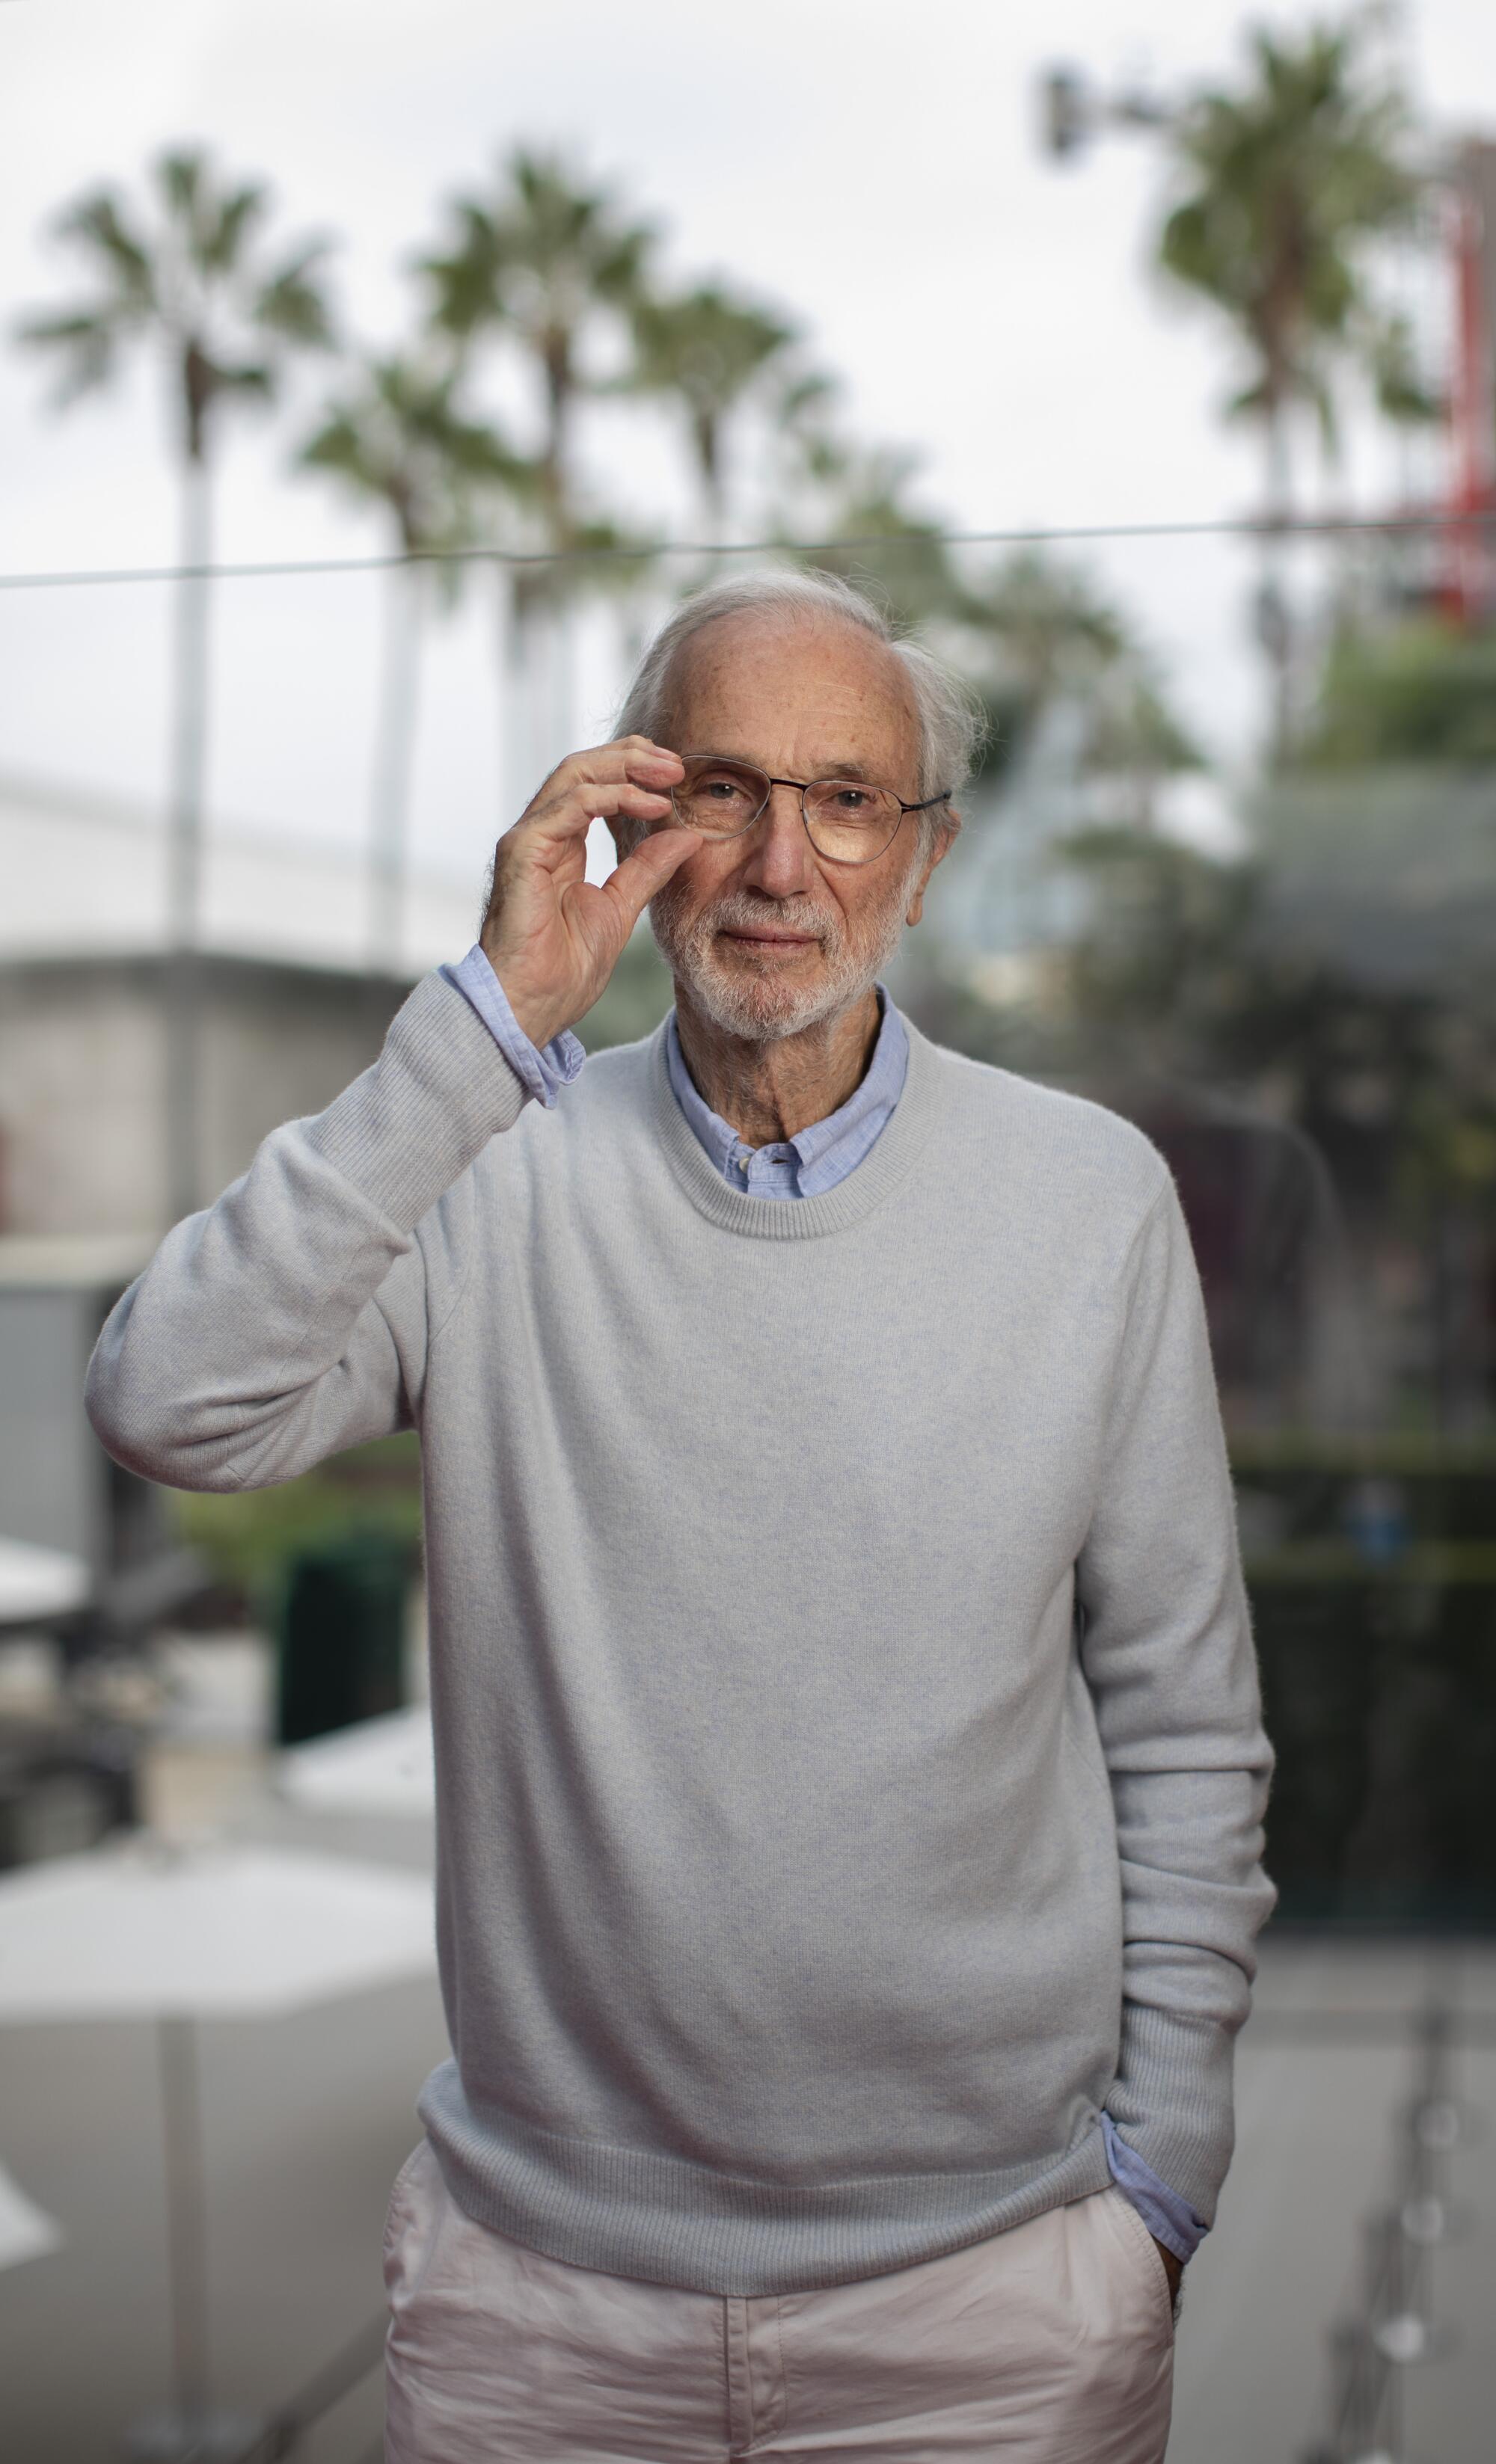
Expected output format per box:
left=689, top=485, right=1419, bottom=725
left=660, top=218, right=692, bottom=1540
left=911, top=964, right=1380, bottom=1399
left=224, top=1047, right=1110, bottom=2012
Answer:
left=479, top=739, right=695, bottom=1051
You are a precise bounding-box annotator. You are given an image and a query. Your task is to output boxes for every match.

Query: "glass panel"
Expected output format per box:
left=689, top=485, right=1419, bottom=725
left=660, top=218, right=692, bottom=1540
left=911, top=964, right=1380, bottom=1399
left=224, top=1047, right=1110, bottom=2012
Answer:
left=2, top=526, right=1493, bottom=1926
left=5, top=508, right=1496, bottom=2464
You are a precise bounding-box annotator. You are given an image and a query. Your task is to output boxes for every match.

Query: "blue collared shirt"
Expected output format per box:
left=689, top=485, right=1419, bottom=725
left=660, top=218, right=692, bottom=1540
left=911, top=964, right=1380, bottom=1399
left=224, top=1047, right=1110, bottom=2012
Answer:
left=442, top=944, right=586, bottom=1110
left=663, top=991, right=908, bottom=1198
left=442, top=941, right=1207, bottom=2264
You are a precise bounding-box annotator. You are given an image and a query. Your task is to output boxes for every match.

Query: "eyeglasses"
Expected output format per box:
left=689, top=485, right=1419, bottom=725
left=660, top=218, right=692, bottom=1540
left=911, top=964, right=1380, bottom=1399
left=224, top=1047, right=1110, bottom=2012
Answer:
left=671, top=752, right=952, bottom=867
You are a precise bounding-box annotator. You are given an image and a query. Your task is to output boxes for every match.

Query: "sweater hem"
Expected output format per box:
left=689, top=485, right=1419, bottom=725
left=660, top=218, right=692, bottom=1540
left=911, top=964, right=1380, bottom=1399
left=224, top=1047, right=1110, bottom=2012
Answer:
left=417, top=2067, right=1118, bottom=2295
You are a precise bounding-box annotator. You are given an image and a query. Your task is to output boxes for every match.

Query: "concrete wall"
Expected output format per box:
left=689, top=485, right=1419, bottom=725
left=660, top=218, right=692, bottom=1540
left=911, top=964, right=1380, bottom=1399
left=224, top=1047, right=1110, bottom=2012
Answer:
left=0, top=965, right=164, bottom=1235
left=0, top=956, right=405, bottom=1235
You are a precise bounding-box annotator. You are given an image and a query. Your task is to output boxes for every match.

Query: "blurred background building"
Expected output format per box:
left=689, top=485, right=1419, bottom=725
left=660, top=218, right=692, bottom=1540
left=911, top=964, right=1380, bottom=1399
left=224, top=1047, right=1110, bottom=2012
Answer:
left=0, top=768, right=476, bottom=1232
left=3, top=3, right=1496, bottom=2459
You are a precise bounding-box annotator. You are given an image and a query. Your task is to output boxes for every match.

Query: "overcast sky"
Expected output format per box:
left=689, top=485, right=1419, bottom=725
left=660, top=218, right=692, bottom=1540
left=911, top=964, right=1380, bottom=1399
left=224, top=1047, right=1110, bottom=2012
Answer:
left=2, top=0, right=1494, bottom=890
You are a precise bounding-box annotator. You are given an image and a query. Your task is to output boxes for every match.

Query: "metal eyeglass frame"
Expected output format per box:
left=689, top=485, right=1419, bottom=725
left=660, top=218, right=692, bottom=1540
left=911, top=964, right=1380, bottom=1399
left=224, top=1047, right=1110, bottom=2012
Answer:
left=672, top=752, right=953, bottom=867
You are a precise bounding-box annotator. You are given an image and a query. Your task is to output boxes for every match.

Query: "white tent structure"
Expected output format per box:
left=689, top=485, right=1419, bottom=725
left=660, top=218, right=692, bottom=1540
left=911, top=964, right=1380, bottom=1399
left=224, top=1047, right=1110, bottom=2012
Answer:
left=0, top=1838, right=435, bottom=2461
left=0, top=1535, right=90, bottom=1630
left=275, top=1705, right=435, bottom=1819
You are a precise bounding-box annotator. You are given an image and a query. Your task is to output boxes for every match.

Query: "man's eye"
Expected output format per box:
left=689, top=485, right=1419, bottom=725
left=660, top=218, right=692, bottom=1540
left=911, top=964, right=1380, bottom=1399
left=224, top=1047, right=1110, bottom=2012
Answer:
left=831, top=787, right=871, bottom=812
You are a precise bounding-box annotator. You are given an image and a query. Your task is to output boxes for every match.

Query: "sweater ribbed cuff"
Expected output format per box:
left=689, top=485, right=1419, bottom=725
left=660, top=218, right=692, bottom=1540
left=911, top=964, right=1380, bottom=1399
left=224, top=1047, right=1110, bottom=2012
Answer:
left=1106, top=2000, right=1240, bottom=2227
left=304, top=971, right=529, bottom=1229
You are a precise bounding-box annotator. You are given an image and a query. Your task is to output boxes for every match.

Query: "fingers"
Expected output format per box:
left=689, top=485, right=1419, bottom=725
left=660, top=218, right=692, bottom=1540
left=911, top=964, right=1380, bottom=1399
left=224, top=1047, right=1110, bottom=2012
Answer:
left=602, top=824, right=699, bottom=938
left=518, top=739, right=683, bottom=842
left=495, top=785, right=672, bottom=885
left=555, top=779, right=676, bottom=834
left=597, top=734, right=683, bottom=782
left=503, top=739, right=684, bottom=877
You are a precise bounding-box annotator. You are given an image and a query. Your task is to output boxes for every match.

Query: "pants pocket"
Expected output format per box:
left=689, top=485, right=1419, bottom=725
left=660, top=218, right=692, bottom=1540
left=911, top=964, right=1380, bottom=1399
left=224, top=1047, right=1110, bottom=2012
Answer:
left=1103, top=2188, right=1177, bottom=2339
left=383, top=2138, right=443, bottom=2308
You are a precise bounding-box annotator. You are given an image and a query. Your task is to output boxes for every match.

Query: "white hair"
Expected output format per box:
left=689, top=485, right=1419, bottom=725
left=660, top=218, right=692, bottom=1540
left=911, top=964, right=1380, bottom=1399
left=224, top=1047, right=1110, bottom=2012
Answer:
left=615, top=566, right=986, bottom=840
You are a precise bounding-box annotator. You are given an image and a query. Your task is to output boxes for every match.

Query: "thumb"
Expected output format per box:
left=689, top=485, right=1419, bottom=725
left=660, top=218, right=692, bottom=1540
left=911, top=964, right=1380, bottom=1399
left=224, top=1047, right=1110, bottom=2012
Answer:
left=603, top=825, right=699, bottom=938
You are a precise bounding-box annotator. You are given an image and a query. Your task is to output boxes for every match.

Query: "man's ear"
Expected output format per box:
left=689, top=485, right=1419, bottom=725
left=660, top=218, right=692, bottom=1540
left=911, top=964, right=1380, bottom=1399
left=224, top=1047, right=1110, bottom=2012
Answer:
left=906, top=815, right=957, bottom=927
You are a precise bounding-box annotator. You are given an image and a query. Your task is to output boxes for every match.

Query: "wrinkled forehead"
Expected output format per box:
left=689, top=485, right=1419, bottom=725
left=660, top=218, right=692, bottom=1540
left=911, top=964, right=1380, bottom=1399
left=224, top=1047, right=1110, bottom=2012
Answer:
left=663, top=612, right=922, bottom=784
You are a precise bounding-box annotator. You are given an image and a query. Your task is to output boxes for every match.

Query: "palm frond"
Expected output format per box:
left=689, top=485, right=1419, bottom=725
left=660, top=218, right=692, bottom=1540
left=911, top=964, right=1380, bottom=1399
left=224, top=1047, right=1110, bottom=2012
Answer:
left=1153, top=10, right=1429, bottom=473
left=10, top=308, right=120, bottom=400
left=417, top=204, right=506, bottom=341
left=18, top=146, right=340, bottom=455
left=213, top=360, right=274, bottom=403
left=203, top=182, right=269, bottom=274
left=1363, top=310, right=1442, bottom=425
left=51, top=190, right=157, bottom=313
left=157, top=150, right=206, bottom=228
left=625, top=286, right=797, bottom=414
left=253, top=242, right=337, bottom=347
left=297, top=348, right=536, bottom=556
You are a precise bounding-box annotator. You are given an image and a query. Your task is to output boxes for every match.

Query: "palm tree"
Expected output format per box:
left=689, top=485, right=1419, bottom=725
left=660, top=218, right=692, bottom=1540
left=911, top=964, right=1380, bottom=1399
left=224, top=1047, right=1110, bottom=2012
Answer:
left=759, top=381, right=963, bottom=638
left=958, top=553, right=1126, bottom=705
left=1153, top=16, right=1433, bottom=753
left=958, top=551, right=1197, bottom=814
left=299, top=354, right=533, bottom=971
left=419, top=151, right=657, bottom=810
left=420, top=147, right=653, bottom=551
left=15, top=146, right=337, bottom=1219
left=622, top=283, right=797, bottom=543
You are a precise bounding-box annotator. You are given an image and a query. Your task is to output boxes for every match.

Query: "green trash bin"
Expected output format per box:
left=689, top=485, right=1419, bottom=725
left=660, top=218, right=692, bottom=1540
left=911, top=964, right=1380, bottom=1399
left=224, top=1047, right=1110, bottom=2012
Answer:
left=273, top=1531, right=413, bottom=1746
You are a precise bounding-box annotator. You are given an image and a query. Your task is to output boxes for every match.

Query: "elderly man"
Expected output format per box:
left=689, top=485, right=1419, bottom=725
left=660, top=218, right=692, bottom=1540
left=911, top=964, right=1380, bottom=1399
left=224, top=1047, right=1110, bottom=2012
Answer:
left=88, top=569, right=1274, bottom=2463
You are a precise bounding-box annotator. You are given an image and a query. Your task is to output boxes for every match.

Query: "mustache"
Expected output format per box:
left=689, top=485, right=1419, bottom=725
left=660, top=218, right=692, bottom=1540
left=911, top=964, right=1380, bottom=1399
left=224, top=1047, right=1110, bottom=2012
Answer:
left=693, top=890, right=842, bottom=943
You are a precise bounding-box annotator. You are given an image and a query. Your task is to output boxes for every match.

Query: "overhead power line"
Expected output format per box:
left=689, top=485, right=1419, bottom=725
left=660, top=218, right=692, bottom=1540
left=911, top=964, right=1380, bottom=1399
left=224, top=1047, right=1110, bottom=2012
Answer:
left=0, top=509, right=1493, bottom=595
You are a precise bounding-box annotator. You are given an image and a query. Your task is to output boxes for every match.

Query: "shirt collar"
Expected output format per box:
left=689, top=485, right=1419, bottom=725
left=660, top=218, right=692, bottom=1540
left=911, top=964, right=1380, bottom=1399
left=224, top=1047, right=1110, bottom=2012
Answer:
left=663, top=988, right=910, bottom=1196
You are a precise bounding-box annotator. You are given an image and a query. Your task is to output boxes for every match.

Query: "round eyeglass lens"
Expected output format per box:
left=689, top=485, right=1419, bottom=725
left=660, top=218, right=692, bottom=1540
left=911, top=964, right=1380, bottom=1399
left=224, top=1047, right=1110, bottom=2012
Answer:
left=802, top=779, right=903, bottom=862
left=672, top=758, right=768, bottom=835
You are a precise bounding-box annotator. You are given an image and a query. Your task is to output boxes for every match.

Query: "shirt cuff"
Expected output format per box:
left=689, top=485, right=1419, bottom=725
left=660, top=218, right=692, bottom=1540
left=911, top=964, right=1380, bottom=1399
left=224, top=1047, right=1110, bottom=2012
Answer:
left=440, top=945, right=586, bottom=1110
left=1101, top=2112, right=1208, bottom=2264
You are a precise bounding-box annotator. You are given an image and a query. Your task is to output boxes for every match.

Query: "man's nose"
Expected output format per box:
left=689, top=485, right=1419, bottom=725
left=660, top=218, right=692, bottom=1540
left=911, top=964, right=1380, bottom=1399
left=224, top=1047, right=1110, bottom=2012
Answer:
left=739, top=782, right=815, bottom=898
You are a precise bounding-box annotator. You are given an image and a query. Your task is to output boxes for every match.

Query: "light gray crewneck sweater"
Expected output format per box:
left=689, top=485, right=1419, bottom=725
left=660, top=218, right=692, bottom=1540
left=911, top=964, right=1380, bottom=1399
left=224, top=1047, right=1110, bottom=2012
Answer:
left=87, top=971, right=1275, bottom=2296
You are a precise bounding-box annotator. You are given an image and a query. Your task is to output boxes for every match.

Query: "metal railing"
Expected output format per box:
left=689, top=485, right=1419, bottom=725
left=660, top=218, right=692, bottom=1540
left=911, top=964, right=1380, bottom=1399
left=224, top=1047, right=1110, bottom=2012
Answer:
left=211, top=2315, right=388, bottom=2464
left=1302, top=1998, right=1474, bottom=2463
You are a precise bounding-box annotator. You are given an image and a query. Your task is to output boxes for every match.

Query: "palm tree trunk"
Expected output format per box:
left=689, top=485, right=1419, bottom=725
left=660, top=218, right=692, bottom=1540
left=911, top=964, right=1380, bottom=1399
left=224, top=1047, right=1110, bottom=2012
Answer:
left=368, top=560, right=424, bottom=976
left=503, top=574, right=571, bottom=820
left=494, top=568, right=515, bottom=826
left=1256, top=402, right=1296, bottom=767
left=547, top=600, right=576, bottom=777
left=695, top=411, right=726, bottom=565
left=165, top=455, right=212, bottom=1226
left=501, top=572, right=542, bottom=824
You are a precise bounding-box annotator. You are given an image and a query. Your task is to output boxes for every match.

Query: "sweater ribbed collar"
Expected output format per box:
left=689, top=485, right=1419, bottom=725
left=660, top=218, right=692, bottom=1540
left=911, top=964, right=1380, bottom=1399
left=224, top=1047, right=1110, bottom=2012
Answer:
left=646, top=1007, right=946, bottom=1240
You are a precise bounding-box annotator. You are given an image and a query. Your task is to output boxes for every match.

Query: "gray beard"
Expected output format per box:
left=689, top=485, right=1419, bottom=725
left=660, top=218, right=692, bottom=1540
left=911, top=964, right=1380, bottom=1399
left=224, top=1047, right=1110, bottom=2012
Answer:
left=647, top=873, right=913, bottom=1043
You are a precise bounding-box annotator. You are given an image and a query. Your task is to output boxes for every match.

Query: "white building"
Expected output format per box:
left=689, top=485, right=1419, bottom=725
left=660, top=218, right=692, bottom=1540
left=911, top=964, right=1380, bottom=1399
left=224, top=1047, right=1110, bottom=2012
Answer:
left=0, top=772, right=482, bottom=1236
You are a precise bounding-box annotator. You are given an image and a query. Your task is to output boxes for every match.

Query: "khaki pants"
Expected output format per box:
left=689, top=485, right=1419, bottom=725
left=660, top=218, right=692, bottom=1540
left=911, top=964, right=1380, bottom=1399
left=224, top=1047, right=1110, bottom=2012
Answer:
left=384, top=2138, right=1175, bottom=2461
